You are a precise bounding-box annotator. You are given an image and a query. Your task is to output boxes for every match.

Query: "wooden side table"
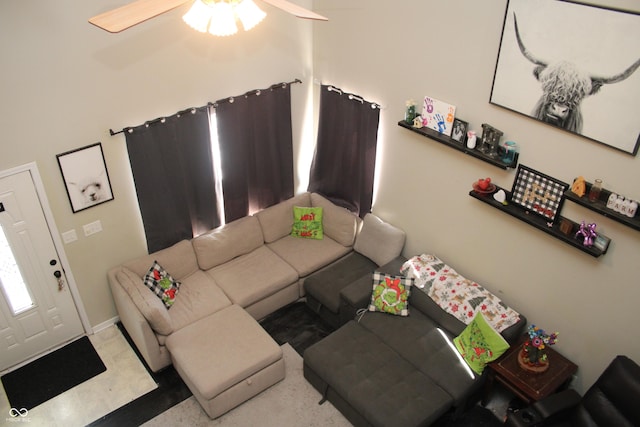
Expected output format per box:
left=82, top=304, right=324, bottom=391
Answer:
left=482, top=339, right=578, bottom=405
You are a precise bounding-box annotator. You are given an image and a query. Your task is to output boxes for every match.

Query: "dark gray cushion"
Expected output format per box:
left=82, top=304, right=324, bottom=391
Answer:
left=304, top=252, right=377, bottom=313
left=304, top=321, right=453, bottom=427
left=358, top=309, right=479, bottom=405
left=340, top=256, right=407, bottom=309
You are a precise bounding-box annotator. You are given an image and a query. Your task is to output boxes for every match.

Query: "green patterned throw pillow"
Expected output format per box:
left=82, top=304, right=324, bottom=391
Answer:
left=368, top=272, right=413, bottom=316
left=291, top=206, right=323, bottom=239
left=453, top=312, right=510, bottom=374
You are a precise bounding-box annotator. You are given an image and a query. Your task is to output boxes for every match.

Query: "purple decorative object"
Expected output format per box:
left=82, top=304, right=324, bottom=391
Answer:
left=576, top=221, right=597, bottom=246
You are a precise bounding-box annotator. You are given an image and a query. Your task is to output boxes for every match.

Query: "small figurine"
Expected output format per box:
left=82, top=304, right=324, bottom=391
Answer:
left=570, top=176, right=586, bottom=198
left=575, top=221, right=597, bottom=247
left=412, top=115, right=424, bottom=129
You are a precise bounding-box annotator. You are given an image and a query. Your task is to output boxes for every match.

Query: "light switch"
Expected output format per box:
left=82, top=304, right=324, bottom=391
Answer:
left=62, top=229, right=78, bottom=244
left=83, top=220, right=103, bottom=236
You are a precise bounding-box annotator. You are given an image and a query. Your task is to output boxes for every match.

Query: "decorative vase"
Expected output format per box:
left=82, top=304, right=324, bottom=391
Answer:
left=466, top=131, right=477, bottom=149
left=518, top=348, right=549, bottom=374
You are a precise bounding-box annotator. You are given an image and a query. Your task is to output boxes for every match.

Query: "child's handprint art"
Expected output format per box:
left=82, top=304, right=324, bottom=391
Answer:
left=421, top=96, right=457, bottom=137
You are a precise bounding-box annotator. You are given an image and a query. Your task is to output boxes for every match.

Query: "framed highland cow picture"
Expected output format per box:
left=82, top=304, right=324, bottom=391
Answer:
left=490, top=0, right=640, bottom=155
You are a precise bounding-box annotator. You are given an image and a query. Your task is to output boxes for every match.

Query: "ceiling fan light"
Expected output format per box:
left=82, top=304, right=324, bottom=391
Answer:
left=182, top=0, right=213, bottom=33
left=208, top=1, right=238, bottom=37
left=235, top=0, right=266, bottom=31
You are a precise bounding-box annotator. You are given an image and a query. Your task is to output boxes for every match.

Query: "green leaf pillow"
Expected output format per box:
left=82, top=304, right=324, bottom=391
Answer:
left=368, top=272, right=413, bottom=316
left=453, top=312, right=510, bottom=374
left=291, top=206, right=323, bottom=239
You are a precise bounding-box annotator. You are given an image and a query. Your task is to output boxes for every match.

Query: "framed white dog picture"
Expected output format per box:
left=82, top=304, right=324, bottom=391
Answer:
left=57, top=143, right=114, bottom=213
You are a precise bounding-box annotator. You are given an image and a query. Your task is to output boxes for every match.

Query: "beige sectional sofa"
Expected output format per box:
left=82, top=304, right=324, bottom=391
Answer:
left=107, top=191, right=402, bottom=374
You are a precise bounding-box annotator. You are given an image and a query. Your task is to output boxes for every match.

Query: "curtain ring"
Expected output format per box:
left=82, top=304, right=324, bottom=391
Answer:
left=229, top=97, right=235, bottom=103
left=256, top=90, right=261, bottom=96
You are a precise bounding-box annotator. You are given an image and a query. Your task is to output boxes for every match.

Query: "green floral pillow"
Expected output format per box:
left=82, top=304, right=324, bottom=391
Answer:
left=143, top=261, right=181, bottom=309
left=291, top=206, right=323, bottom=239
left=453, top=312, right=510, bottom=374
left=368, top=272, right=412, bottom=316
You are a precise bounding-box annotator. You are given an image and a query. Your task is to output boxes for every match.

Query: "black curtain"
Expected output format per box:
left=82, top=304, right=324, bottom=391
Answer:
left=125, top=107, right=220, bottom=253
left=308, top=85, right=380, bottom=217
left=215, top=84, right=294, bottom=222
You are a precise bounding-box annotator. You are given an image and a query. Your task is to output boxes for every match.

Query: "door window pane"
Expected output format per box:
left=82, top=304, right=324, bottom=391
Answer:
left=0, top=225, right=34, bottom=314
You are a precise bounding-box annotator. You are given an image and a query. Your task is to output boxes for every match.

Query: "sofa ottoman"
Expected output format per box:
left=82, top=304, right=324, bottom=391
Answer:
left=304, top=320, right=453, bottom=427
left=165, top=304, right=285, bottom=419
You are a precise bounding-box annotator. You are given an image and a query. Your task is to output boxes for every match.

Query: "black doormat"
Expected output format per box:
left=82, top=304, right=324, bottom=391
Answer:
left=1, top=336, right=106, bottom=410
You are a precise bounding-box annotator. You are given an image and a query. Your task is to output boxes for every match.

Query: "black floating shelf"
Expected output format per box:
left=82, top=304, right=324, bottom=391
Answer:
left=469, top=185, right=607, bottom=258
left=398, top=120, right=518, bottom=170
left=564, top=180, right=640, bottom=232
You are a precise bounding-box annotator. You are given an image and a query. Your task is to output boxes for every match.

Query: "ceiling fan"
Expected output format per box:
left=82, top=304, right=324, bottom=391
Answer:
left=89, top=0, right=328, bottom=34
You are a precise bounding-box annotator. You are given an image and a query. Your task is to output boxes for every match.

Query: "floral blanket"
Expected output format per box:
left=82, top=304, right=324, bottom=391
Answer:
left=400, top=254, right=520, bottom=332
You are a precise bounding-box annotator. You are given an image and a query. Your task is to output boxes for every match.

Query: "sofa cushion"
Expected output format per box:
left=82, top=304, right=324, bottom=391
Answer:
left=358, top=309, right=480, bottom=405
left=291, top=206, right=323, bottom=239
left=116, top=267, right=174, bottom=336
left=206, top=246, right=298, bottom=308
left=255, top=193, right=311, bottom=243
left=454, top=312, right=510, bottom=375
left=304, top=320, right=453, bottom=426
left=123, top=239, right=199, bottom=281
left=310, top=193, right=358, bottom=247
left=193, top=216, right=264, bottom=271
left=267, top=235, right=351, bottom=277
left=354, top=213, right=406, bottom=266
left=143, top=261, right=181, bottom=308
left=166, top=270, right=233, bottom=331
left=368, top=272, right=412, bottom=316
left=304, top=252, right=377, bottom=313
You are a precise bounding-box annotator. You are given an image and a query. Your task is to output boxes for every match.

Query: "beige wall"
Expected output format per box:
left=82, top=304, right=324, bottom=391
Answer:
left=1, top=0, right=638, bottom=394
left=0, top=1, right=314, bottom=328
left=312, top=0, right=640, bottom=392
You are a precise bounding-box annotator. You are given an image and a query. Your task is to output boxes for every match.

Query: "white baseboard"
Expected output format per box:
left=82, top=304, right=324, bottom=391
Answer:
left=91, top=316, right=120, bottom=334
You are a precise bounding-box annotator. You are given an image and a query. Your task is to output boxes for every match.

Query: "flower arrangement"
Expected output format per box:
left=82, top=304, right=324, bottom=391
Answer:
left=521, top=324, right=559, bottom=366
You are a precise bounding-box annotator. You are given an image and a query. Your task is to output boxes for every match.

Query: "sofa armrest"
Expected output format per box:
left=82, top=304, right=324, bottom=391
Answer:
left=505, top=389, right=581, bottom=427
left=354, top=214, right=405, bottom=266
left=108, top=269, right=171, bottom=372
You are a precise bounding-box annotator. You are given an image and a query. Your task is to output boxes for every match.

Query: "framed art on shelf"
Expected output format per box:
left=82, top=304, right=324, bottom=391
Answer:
left=421, top=96, right=456, bottom=137
left=510, top=165, right=568, bottom=223
left=490, top=0, right=640, bottom=155
left=57, top=142, right=114, bottom=213
left=451, top=119, right=468, bottom=144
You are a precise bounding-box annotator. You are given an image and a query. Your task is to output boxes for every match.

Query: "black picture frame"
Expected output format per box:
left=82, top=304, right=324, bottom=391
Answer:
left=510, top=165, right=568, bottom=223
left=57, top=143, right=114, bottom=213
left=490, top=0, right=640, bottom=155
left=451, top=119, right=468, bottom=144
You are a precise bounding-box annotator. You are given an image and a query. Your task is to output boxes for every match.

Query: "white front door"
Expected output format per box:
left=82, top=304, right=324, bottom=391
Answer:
left=0, top=169, right=84, bottom=371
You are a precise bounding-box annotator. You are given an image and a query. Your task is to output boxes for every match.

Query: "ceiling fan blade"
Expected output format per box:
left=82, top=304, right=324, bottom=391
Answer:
left=89, top=0, right=191, bottom=33
left=260, top=0, right=328, bottom=21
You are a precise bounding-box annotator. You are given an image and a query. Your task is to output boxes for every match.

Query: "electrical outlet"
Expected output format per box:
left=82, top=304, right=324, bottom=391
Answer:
left=61, top=229, right=78, bottom=244
left=83, top=220, right=103, bottom=236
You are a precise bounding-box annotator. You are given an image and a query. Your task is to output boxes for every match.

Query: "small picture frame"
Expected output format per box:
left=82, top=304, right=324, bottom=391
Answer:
left=57, top=143, right=114, bottom=213
left=451, top=119, right=468, bottom=144
left=593, top=234, right=611, bottom=253
left=510, top=165, right=568, bottom=223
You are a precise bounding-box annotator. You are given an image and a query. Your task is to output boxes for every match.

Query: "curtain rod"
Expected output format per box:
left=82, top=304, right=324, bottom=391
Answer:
left=109, top=79, right=302, bottom=136
left=319, top=82, right=383, bottom=110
